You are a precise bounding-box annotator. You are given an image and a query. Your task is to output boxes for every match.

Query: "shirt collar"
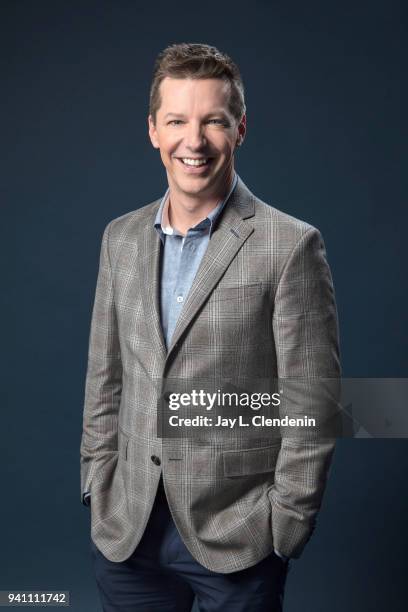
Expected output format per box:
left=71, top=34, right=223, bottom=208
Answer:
left=154, top=172, right=238, bottom=243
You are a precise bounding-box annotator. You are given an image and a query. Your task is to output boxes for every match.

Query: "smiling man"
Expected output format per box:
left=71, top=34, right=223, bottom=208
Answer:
left=148, top=76, right=245, bottom=234
left=80, top=43, right=341, bottom=611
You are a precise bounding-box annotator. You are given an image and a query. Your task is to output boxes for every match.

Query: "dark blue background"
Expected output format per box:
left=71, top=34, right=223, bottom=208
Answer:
left=2, top=1, right=407, bottom=610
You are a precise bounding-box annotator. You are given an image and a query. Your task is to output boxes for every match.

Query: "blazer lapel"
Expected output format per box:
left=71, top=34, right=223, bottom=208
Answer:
left=166, top=176, right=255, bottom=358
left=138, top=204, right=168, bottom=361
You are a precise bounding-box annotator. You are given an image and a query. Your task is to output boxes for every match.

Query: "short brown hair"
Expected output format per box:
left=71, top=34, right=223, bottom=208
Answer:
left=149, top=43, right=246, bottom=124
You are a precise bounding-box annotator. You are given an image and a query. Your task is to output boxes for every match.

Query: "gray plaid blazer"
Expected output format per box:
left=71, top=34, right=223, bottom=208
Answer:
left=80, top=175, right=341, bottom=572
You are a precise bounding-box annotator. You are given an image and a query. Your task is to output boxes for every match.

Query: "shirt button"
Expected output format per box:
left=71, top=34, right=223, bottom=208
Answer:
left=151, top=455, right=161, bottom=466
left=176, top=296, right=183, bottom=303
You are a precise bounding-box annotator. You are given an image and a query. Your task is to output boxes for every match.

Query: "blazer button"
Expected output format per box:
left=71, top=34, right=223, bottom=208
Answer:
left=151, top=455, right=161, bottom=466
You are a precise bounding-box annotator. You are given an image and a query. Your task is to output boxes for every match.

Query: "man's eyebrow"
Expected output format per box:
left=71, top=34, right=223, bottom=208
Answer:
left=164, top=113, right=185, bottom=119
left=204, top=111, right=230, bottom=119
left=163, top=111, right=231, bottom=120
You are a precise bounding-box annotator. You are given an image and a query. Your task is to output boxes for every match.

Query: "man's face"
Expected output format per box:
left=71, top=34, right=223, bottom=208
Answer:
left=148, top=77, right=246, bottom=201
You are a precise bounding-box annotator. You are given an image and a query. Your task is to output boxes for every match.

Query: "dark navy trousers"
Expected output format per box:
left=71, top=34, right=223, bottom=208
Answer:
left=90, top=478, right=290, bottom=611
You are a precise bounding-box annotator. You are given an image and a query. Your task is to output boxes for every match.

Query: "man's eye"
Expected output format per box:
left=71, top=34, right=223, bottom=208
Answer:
left=207, top=119, right=226, bottom=125
left=168, top=120, right=183, bottom=125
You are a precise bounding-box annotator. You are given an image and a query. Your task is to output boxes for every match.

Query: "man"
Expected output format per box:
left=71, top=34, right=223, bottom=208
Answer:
left=80, top=43, right=341, bottom=611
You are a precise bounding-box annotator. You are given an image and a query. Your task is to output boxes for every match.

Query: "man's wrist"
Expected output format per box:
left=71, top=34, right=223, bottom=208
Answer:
left=82, top=492, right=91, bottom=506
left=274, top=548, right=289, bottom=562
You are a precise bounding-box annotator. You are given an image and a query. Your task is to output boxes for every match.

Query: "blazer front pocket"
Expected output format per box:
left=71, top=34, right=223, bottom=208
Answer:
left=211, top=282, right=262, bottom=302
left=222, top=443, right=281, bottom=477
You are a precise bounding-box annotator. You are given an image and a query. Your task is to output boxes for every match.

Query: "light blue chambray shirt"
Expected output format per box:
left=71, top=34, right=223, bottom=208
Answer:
left=154, top=172, right=238, bottom=349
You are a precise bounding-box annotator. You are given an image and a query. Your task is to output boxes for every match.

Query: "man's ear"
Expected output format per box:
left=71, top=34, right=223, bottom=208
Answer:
left=148, top=114, right=160, bottom=149
left=236, top=113, right=247, bottom=147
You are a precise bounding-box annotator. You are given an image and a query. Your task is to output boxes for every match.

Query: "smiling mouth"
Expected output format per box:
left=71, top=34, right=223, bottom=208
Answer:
left=177, top=157, right=212, bottom=167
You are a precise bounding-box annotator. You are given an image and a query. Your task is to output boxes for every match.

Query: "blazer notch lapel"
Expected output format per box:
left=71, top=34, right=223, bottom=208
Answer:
left=166, top=218, right=255, bottom=357
left=136, top=210, right=167, bottom=360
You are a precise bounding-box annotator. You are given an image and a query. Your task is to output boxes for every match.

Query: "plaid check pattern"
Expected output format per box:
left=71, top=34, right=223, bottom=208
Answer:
left=80, top=175, right=341, bottom=571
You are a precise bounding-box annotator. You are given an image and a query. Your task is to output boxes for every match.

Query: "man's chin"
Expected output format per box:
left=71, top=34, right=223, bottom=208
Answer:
left=173, top=176, right=217, bottom=198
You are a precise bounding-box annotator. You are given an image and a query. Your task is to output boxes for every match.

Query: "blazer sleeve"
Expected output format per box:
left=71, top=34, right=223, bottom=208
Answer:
left=79, top=222, right=122, bottom=503
left=270, top=226, right=341, bottom=558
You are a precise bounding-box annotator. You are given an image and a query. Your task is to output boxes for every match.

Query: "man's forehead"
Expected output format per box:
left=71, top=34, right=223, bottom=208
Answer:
left=160, top=75, right=229, bottom=87
left=159, top=77, right=231, bottom=99
left=157, top=77, right=232, bottom=115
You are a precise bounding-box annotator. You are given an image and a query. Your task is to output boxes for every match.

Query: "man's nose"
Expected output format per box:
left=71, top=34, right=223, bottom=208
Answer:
left=184, top=123, right=207, bottom=150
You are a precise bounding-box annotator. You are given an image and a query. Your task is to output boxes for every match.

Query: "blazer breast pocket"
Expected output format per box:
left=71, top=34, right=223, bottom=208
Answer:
left=211, top=282, right=263, bottom=302
left=222, top=443, right=281, bottom=477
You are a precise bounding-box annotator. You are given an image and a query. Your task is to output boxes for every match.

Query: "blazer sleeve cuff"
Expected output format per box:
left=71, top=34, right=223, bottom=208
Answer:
left=270, top=494, right=314, bottom=559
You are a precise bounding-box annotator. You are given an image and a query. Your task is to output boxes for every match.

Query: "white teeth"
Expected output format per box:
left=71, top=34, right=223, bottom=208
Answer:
left=181, top=158, right=208, bottom=166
